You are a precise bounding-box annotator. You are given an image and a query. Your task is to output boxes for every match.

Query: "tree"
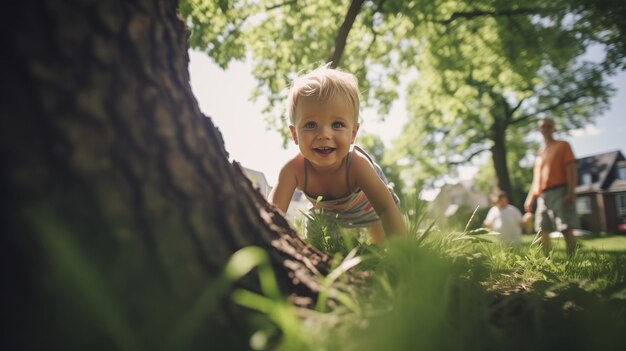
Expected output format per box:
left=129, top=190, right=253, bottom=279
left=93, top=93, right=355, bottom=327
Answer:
left=393, top=17, right=614, bottom=202
left=181, top=0, right=622, bottom=198
left=568, top=0, right=626, bottom=70
left=3, top=0, right=330, bottom=348
left=180, top=0, right=409, bottom=140
left=473, top=136, right=536, bottom=209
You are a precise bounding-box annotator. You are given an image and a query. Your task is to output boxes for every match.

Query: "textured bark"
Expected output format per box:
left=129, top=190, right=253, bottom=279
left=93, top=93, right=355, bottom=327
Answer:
left=491, top=119, right=513, bottom=202
left=3, top=0, right=329, bottom=348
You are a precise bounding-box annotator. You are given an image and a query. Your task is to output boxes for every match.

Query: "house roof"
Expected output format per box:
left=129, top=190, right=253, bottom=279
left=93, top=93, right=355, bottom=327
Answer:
left=242, top=167, right=269, bottom=186
left=432, top=181, right=489, bottom=208
left=576, top=150, right=625, bottom=193
left=242, top=166, right=272, bottom=197
left=608, top=179, right=626, bottom=192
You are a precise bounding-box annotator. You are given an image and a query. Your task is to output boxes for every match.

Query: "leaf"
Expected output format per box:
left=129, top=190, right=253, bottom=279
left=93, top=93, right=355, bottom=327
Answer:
left=466, top=227, right=491, bottom=235
left=540, top=269, right=562, bottom=283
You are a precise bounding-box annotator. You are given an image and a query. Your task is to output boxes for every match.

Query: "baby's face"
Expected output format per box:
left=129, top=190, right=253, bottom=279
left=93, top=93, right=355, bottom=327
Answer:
left=289, top=94, right=359, bottom=169
left=496, top=197, right=508, bottom=208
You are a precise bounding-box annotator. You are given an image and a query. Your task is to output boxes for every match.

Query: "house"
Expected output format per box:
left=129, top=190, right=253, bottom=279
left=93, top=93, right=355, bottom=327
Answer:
left=575, top=150, right=626, bottom=234
left=242, top=167, right=309, bottom=222
left=431, top=181, right=490, bottom=219
left=242, top=167, right=271, bottom=198
left=286, top=190, right=310, bottom=223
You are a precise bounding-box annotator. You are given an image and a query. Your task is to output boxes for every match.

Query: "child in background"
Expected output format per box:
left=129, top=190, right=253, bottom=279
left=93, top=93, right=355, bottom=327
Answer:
left=483, top=191, right=524, bottom=244
left=268, top=64, right=406, bottom=244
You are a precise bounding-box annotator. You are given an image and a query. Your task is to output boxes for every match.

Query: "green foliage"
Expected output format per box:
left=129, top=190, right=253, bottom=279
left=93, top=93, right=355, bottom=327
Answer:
left=36, top=208, right=305, bottom=350
left=576, top=234, right=626, bottom=252
left=300, top=205, right=364, bottom=256
left=179, top=0, right=251, bottom=68
left=400, top=191, right=436, bottom=243
left=37, top=200, right=626, bottom=350
left=473, top=134, right=536, bottom=207
left=36, top=209, right=140, bottom=351
left=395, top=9, right=615, bottom=186
left=280, top=202, right=626, bottom=350
left=302, top=230, right=626, bottom=351
left=181, top=0, right=622, bottom=195
left=565, top=0, right=626, bottom=70
left=440, top=204, right=490, bottom=232
left=229, top=247, right=313, bottom=351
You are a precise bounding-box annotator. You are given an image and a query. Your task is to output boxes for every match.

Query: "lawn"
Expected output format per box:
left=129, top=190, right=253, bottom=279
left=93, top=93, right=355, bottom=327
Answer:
left=578, top=234, right=626, bottom=252
left=521, top=232, right=626, bottom=252
left=286, top=224, right=626, bottom=351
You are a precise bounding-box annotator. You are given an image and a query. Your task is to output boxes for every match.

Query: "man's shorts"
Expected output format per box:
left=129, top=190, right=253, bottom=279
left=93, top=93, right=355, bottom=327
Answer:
left=534, top=185, right=580, bottom=232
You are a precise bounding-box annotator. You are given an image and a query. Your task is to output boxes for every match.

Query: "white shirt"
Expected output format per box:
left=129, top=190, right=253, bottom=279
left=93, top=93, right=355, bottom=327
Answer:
left=484, top=204, right=523, bottom=244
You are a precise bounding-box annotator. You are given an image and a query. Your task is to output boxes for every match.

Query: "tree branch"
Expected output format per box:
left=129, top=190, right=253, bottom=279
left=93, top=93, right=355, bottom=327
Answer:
left=448, top=147, right=490, bottom=166
left=265, top=0, right=297, bottom=11
left=328, top=0, right=365, bottom=68
left=365, top=0, right=387, bottom=53
left=436, top=7, right=557, bottom=25
left=510, top=91, right=588, bottom=125
left=509, top=97, right=526, bottom=115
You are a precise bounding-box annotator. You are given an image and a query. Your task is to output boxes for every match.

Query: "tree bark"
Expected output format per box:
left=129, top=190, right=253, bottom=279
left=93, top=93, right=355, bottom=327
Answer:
left=491, top=119, right=513, bottom=202
left=3, top=0, right=329, bottom=348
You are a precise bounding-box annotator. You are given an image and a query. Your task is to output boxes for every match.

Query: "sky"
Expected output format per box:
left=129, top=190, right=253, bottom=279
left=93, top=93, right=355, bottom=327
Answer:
left=188, top=49, right=626, bottom=190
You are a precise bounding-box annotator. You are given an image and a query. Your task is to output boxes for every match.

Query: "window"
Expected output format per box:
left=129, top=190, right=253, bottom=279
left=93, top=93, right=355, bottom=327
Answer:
left=618, top=166, right=626, bottom=180
left=576, top=197, right=592, bottom=215
left=581, top=173, right=593, bottom=185
left=617, top=193, right=626, bottom=218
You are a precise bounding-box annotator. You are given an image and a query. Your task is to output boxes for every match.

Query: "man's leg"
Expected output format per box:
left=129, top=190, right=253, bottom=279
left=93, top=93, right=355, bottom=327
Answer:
left=561, top=228, right=577, bottom=256
left=539, top=230, right=552, bottom=256
left=535, top=195, right=553, bottom=256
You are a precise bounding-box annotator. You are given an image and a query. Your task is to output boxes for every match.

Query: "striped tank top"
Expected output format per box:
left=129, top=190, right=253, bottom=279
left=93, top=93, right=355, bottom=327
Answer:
left=303, top=145, right=399, bottom=228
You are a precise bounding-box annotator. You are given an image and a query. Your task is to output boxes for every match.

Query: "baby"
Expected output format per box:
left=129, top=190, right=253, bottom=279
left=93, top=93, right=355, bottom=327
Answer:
left=268, top=64, right=406, bottom=243
left=483, top=191, right=524, bottom=244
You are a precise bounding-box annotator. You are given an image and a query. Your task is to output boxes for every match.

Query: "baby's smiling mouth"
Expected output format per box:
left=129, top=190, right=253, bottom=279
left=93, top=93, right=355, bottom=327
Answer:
left=314, top=147, right=335, bottom=155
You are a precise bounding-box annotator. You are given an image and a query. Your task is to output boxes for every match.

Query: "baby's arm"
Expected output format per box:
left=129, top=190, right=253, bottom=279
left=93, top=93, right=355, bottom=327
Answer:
left=515, top=207, right=524, bottom=226
left=268, top=159, right=298, bottom=213
left=483, top=207, right=495, bottom=229
left=352, top=154, right=406, bottom=237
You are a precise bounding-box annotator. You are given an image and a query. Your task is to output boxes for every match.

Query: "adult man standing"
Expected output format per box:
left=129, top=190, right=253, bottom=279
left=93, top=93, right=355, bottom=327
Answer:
left=524, top=118, right=579, bottom=255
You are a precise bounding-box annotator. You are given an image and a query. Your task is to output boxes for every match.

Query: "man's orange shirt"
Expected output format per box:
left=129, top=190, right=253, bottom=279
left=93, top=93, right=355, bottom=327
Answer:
left=532, top=140, right=576, bottom=196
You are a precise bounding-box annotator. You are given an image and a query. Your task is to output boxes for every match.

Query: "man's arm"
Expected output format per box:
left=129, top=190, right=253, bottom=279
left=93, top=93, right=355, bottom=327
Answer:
left=525, top=159, right=540, bottom=213
left=524, top=182, right=537, bottom=213
left=564, top=162, right=577, bottom=205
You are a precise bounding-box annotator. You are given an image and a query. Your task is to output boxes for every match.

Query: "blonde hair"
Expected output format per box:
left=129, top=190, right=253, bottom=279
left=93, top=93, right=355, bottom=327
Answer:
left=286, top=63, right=360, bottom=125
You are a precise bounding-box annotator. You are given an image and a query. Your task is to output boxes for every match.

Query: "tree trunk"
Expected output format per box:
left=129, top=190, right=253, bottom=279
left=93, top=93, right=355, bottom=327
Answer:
left=490, top=120, right=513, bottom=202
left=3, top=0, right=329, bottom=349
left=328, top=0, right=365, bottom=68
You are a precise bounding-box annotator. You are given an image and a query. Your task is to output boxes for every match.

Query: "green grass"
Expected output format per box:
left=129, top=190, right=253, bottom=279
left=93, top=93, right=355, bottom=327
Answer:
left=35, top=203, right=626, bottom=350
left=284, top=213, right=626, bottom=351
left=578, top=234, right=626, bottom=252
left=521, top=233, right=626, bottom=252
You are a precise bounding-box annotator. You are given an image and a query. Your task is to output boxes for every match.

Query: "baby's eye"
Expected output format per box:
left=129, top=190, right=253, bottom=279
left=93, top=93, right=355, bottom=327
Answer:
left=304, top=121, right=317, bottom=129
left=332, top=121, right=345, bottom=129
